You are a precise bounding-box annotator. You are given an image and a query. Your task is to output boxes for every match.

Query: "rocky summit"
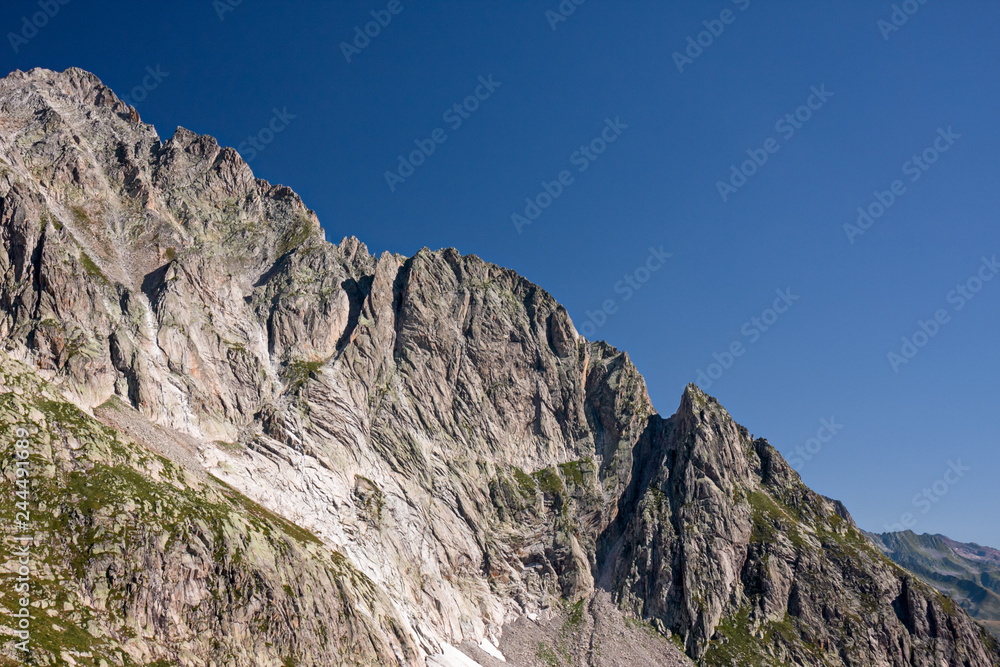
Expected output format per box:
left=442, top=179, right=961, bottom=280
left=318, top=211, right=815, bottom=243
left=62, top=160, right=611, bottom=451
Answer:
left=0, top=67, right=997, bottom=666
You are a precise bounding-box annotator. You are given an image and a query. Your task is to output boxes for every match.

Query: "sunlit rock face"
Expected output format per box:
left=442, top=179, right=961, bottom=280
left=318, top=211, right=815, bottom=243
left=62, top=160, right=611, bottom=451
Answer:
left=1, top=67, right=997, bottom=667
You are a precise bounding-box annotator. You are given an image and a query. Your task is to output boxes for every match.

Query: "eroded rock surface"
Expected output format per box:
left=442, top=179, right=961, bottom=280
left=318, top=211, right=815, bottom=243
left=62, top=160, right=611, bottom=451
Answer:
left=1, top=67, right=997, bottom=666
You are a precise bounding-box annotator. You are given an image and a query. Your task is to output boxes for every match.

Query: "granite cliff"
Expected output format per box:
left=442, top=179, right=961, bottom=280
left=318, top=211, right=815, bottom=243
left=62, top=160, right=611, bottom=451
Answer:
left=0, top=67, right=997, bottom=666
left=869, top=531, right=1000, bottom=641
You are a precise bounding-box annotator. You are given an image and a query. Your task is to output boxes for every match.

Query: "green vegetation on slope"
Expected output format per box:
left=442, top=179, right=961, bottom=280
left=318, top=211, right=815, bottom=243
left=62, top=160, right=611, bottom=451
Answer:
left=0, top=360, right=395, bottom=666
left=869, top=530, right=1000, bottom=639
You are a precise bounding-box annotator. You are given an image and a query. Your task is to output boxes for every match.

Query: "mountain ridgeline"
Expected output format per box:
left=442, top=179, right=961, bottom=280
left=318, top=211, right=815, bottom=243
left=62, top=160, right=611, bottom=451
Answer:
left=868, top=531, right=1000, bottom=641
left=0, top=67, right=997, bottom=666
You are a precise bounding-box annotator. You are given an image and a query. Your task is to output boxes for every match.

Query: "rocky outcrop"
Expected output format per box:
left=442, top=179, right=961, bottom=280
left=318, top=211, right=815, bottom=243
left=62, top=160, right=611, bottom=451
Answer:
left=602, top=389, right=1000, bottom=665
left=868, top=531, right=1000, bottom=640
left=0, top=354, right=419, bottom=667
left=1, top=67, right=998, bottom=666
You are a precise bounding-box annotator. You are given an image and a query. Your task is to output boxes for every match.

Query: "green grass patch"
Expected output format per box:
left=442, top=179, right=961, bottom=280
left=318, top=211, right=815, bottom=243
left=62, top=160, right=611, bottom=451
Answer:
left=558, top=458, right=589, bottom=486
left=563, top=598, right=586, bottom=629
left=512, top=466, right=536, bottom=495
left=276, top=217, right=315, bottom=255
left=286, top=359, right=323, bottom=389
left=96, top=394, right=129, bottom=412
left=70, top=205, right=91, bottom=226
left=536, top=642, right=560, bottom=667
left=79, top=252, right=108, bottom=283
left=532, top=466, right=564, bottom=496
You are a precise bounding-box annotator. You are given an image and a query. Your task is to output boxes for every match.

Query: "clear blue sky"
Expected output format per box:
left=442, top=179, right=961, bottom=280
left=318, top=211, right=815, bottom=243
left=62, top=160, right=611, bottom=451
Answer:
left=3, top=1, right=998, bottom=547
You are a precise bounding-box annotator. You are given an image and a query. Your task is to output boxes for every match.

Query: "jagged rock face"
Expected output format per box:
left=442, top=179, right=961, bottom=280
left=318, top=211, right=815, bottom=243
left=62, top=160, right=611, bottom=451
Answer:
left=602, top=391, right=1000, bottom=665
left=1, top=67, right=998, bottom=666
left=868, top=531, right=1000, bottom=640
left=0, top=355, right=420, bottom=667
left=0, top=66, right=321, bottom=439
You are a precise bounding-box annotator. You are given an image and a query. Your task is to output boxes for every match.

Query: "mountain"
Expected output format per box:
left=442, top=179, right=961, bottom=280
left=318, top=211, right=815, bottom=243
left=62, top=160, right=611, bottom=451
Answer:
left=867, top=531, right=1000, bottom=640
left=0, top=66, right=997, bottom=666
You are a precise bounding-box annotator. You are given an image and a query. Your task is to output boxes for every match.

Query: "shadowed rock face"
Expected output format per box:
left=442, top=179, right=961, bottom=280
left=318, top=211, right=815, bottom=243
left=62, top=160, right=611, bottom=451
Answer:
left=868, top=531, right=1000, bottom=640
left=1, top=67, right=998, bottom=666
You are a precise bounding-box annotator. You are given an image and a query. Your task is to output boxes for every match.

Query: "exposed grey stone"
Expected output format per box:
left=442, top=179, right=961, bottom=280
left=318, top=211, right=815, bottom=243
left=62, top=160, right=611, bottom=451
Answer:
left=1, top=67, right=997, bottom=666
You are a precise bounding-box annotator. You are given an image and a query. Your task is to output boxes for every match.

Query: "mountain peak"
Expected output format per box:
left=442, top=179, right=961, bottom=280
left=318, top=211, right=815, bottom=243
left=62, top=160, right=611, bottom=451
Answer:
left=679, top=381, right=722, bottom=413
left=3, top=66, right=128, bottom=116
left=1, top=67, right=997, bottom=666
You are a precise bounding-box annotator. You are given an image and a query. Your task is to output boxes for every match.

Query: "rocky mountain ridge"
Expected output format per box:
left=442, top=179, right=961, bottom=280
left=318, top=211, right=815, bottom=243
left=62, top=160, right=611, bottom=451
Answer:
left=0, top=67, right=998, bottom=666
left=868, top=531, right=1000, bottom=640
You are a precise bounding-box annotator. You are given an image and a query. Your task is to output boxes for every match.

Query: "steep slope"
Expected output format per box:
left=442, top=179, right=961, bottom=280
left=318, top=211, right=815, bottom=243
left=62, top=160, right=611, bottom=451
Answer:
left=0, top=352, right=419, bottom=666
left=868, top=532, right=1000, bottom=639
left=0, top=67, right=998, bottom=666
left=601, top=390, right=1000, bottom=665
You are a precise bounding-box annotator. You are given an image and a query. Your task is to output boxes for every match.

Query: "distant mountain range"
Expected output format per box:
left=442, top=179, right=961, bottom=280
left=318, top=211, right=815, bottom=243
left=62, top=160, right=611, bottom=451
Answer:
left=867, top=531, right=1000, bottom=639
